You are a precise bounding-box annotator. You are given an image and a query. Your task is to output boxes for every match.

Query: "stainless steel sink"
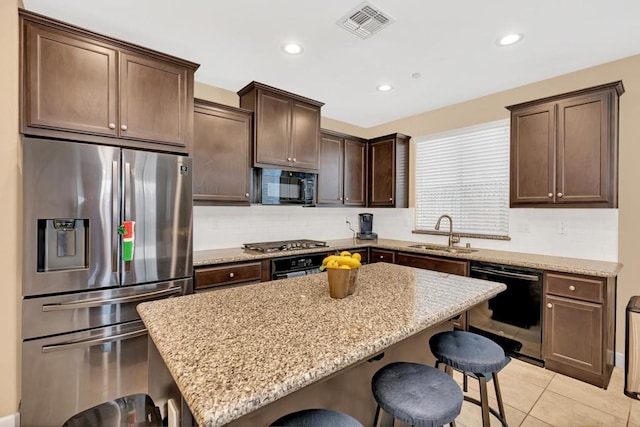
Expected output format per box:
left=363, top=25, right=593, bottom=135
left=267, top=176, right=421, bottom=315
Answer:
left=408, top=244, right=478, bottom=254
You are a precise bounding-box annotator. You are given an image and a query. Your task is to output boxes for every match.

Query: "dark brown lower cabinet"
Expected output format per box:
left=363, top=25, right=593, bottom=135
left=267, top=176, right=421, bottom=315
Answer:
left=194, top=260, right=270, bottom=292
left=543, top=272, right=614, bottom=388
left=370, top=249, right=395, bottom=264
left=396, top=253, right=468, bottom=276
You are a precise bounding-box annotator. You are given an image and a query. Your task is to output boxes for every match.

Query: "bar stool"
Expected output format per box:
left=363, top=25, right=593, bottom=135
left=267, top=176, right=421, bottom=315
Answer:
left=429, top=331, right=510, bottom=427
left=371, top=362, right=463, bottom=427
left=271, top=408, right=363, bottom=426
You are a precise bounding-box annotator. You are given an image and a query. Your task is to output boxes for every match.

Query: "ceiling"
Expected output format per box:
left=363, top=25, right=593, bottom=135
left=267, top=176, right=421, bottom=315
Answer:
left=23, top=0, right=640, bottom=128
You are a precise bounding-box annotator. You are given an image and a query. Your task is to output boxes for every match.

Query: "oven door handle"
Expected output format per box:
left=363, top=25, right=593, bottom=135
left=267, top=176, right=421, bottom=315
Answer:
left=41, top=328, right=147, bottom=353
left=471, top=266, right=540, bottom=282
left=41, top=287, right=182, bottom=312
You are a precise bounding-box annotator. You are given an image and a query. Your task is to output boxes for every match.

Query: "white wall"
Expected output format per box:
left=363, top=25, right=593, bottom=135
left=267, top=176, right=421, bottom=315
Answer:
left=194, top=206, right=618, bottom=262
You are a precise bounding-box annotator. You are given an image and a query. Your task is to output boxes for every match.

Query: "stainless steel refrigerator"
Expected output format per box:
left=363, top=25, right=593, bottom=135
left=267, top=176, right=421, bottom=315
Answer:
left=21, top=137, right=193, bottom=427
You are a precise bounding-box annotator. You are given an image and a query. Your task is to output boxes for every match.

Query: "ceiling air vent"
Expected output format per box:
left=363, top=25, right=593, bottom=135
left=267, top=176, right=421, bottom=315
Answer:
left=337, top=1, right=396, bottom=40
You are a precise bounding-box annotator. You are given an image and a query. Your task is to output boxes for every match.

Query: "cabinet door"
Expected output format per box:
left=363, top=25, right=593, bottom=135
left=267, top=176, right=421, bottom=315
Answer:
left=119, top=52, right=189, bottom=147
left=371, top=249, right=395, bottom=263
left=369, top=139, right=395, bottom=207
left=255, top=90, right=291, bottom=167
left=396, top=253, right=468, bottom=276
left=291, top=101, right=320, bottom=170
left=557, top=92, right=612, bottom=205
left=344, top=139, right=367, bottom=206
left=193, top=103, right=252, bottom=204
left=510, top=103, right=556, bottom=206
left=543, top=294, right=603, bottom=375
left=23, top=22, right=117, bottom=136
left=318, top=134, right=343, bottom=205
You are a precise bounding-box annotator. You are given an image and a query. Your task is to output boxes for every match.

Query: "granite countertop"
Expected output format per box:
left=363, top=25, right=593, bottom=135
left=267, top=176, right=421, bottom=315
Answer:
left=194, top=238, right=622, bottom=278
left=137, top=263, right=506, bottom=427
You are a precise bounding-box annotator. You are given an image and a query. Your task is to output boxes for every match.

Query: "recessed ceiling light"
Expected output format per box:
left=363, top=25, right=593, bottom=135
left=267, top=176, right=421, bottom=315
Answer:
left=496, top=33, right=523, bottom=46
left=282, top=43, right=303, bottom=55
left=377, top=84, right=393, bottom=92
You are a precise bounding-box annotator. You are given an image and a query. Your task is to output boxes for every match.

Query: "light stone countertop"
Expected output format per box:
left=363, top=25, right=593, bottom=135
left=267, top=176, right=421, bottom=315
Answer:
left=137, top=263, right=506, bottom=427
left=194, top=238, right=622, bottom=277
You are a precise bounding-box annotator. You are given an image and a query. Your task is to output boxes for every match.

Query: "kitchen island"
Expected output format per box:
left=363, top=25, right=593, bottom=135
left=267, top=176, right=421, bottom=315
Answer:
left=137, top=262, right=506, bottom=426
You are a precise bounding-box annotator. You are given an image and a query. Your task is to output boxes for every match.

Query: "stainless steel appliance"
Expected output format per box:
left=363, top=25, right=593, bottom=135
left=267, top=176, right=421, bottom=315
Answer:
left=253, top=168, right=316, bottom=205
left=468, top=261, right=544, bottom=365
left=243, top=239, right=328, bottom=253
left=21, top=138, right=193, bottom=427
left=625, top=296, right=640, bottom=399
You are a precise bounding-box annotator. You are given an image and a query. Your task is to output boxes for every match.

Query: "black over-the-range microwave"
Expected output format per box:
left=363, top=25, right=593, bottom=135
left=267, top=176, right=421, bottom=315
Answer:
left=252, top=168, right=317, bottom=205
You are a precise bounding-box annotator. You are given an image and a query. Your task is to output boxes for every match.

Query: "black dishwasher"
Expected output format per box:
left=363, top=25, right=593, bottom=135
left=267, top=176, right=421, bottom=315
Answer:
left=469, top=261, right=544, bottom=366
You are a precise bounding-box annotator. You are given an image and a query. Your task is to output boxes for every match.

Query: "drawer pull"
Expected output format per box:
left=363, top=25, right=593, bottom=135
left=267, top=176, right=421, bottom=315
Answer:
left=547, top=303, right=553, bottom=309
left=569, top=285, right=576, bottom=291
left=229, top=272, right=235, bottom=278
left=548, top=192, right=553, bottom=198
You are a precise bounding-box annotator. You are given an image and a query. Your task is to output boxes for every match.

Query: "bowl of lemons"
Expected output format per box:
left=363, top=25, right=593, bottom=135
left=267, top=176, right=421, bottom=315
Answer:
left=320, top=251, right=362, bottom=299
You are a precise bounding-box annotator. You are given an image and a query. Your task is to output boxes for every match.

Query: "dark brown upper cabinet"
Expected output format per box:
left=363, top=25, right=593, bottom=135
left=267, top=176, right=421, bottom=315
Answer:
left=318, top=129, right=367, bottom=206
left=368, top=133, right=410, bottom=208
left=193, top=99, right=252, bottom=205
left=507, top=81, right=624, bottom=208
left=20, top=9, right=198, bottom=154
left=238, top=82, right=323, bottom=173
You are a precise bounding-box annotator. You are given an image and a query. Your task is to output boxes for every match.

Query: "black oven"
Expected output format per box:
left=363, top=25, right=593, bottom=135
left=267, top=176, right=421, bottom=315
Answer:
left=271, top=253, right=327, bottom=280
left=469, top=261, right=544, bottom=365
left=255, top=169, right=316, bottom=205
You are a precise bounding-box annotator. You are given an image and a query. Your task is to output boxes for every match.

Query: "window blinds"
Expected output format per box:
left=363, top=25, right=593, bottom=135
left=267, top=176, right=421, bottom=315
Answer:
left=414, top=119, right=510, bottom=237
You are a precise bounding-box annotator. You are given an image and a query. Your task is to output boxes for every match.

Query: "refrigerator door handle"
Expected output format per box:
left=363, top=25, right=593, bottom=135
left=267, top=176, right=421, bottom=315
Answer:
left=112, top=160, right=119, bottom=273
left=41, top=328, right=147, bottom=353
left=124, top=161, right=132, bottom=272
left=41, top=286, right=183, bottom=312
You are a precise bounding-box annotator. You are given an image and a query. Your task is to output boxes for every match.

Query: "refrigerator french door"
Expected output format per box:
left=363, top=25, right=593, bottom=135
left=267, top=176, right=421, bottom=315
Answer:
left=21, top=138, right=193, bottom=427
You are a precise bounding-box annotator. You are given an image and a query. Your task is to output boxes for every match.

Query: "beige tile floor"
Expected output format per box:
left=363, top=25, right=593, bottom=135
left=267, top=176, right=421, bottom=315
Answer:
left=450, top=359, right=640, bottom=427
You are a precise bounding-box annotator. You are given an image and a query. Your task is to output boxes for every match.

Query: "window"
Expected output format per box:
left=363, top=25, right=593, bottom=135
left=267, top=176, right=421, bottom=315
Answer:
left=414, top=119, right=510, bottom=237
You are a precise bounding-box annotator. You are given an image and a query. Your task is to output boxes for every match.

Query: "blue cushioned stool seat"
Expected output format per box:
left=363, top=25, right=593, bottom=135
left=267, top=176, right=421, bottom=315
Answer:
left=271, top=409, right=363, bottom=426
left=371, top=362, right=463, bottom=427
left=429, top=331, right=510, bottom=427
left=429, top=331, right=509, bottom=373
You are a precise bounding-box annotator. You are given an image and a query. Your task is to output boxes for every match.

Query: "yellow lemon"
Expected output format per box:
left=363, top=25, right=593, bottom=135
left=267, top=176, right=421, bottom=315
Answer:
left=339, top=264, right=351, bottom=270
left=340, top=251, right=352, bottom=257
left=352, top=253, right=362, bottom=262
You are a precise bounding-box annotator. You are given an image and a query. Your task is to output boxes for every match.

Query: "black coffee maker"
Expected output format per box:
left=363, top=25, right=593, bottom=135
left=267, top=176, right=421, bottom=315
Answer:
left=357, top=213, right=377, bottom=240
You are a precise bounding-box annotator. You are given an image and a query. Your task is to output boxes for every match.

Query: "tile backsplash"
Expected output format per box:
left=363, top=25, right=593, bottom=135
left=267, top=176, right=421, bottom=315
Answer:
left=194, top=206, right=618, bottom=262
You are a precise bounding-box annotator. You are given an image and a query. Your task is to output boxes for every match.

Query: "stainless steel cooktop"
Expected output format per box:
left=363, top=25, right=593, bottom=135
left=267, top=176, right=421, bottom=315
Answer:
left=242, top=239, right=328, bottom=253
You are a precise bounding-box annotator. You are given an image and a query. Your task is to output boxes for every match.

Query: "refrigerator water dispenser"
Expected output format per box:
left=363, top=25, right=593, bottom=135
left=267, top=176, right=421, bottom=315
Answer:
left=37, top=219, right=89, bottom=272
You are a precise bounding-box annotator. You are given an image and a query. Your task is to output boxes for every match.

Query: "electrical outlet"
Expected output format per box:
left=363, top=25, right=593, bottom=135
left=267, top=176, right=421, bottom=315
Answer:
left=558, top=221, right=567, bottom=235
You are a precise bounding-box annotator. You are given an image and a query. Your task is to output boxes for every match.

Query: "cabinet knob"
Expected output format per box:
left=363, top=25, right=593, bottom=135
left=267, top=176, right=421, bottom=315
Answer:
left=548, top=193, right=553, bottom=198
left=345, top=197, right=349, bottom=201
left=121, top=124, right=128, bottom=131
left=229, top=272, right=235, bottom=278
left=547, top=303, right=553, bottom=309
left=292, top=158, right=297, bottom=162
left=389, top=198, right=393, bottom=202
left=287, top=157, right=292, bottom=161
left=339, top=197, right=343, bottom=201
left=557, top=192, right=563, bottom=198
left=380, top=255, right=384, bottom=259
left=108, top=123, right=116, bottom=130
left=245, top=193, right=249, bottom=198
left=569, top=285, right=576, bottom=291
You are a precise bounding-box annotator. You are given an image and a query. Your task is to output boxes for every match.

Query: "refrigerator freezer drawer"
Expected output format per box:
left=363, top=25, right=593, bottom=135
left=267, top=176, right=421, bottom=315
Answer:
left=21, top=320, right=149, bottom=427
left=23, top=279, right=191, bottom=340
